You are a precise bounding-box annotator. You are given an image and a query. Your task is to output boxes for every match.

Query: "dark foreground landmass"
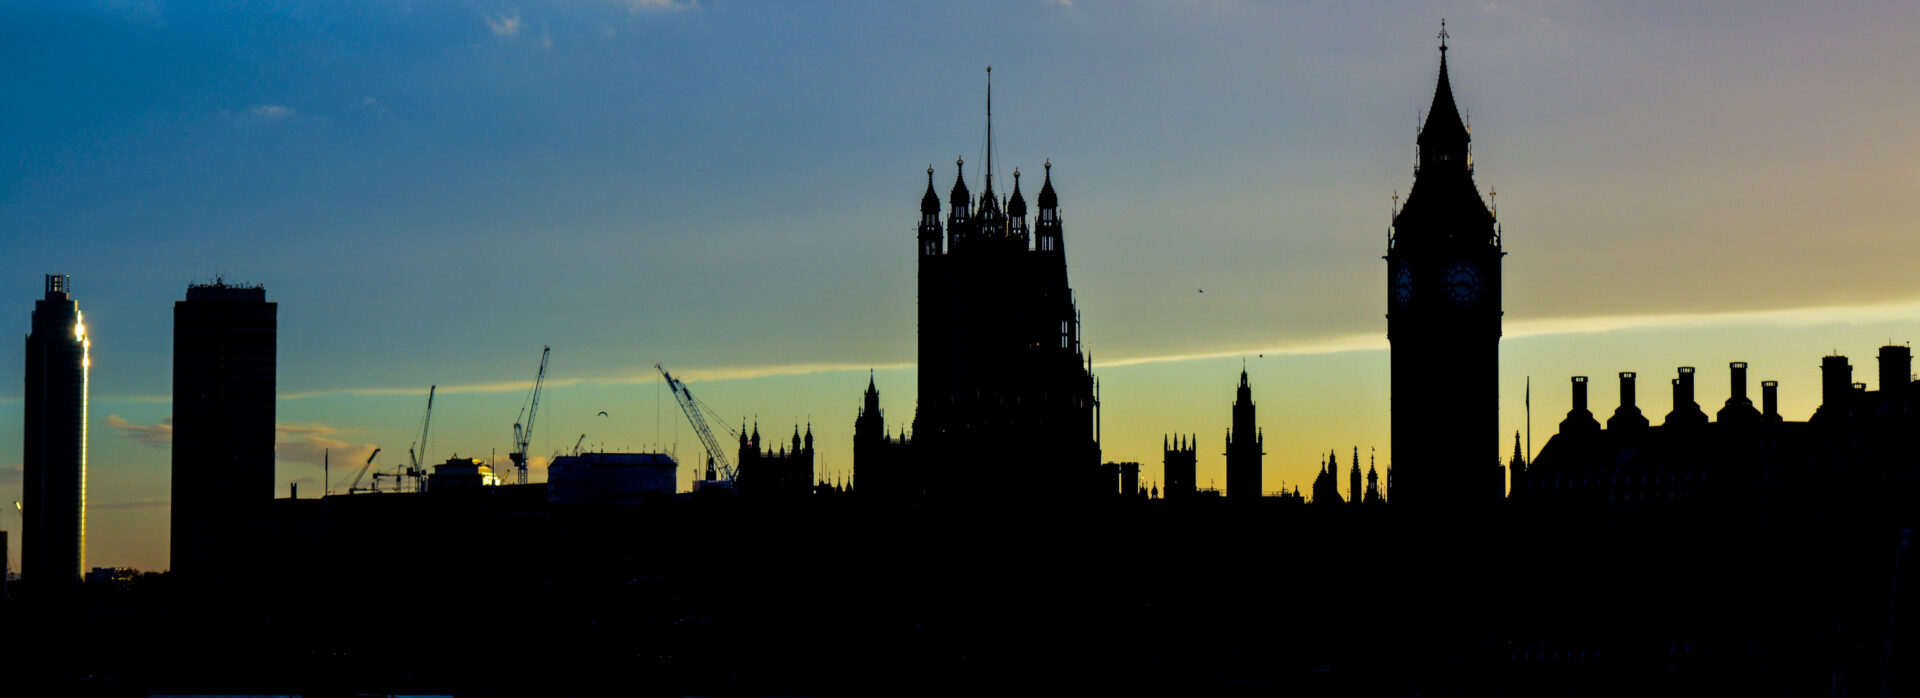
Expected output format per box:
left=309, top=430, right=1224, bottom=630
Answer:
left=7, top=492, right=1913, bottom=696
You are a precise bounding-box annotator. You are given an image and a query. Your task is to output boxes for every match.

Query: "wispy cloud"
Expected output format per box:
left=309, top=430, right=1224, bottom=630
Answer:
left=277, top=437, right=379, bottom=469
left=1092, top=297, right=1920, bottom=370
left=278, top=361, right=914, bottom=401
left=249, top=104, right=296, bottom=120
left=486, top=9, right=523, bottom=38
left=353, top=96, right=390, bottom=116
left=277, top=423, right=346, bottom=437
left=105, top=414, right=173, bottom=448
left=628, top=0, right=699, bottom=11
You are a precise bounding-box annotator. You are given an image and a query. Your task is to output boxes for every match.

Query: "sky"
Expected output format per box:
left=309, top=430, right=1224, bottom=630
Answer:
left=2, top=0, right=1918, bottom=572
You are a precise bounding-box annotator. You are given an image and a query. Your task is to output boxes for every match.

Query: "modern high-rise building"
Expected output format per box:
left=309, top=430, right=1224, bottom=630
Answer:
left=171, top=280, right=276, bottom=582
left=23, top=273, right=89, bottom=584
left=1384, top=32, right=1506, bottom=506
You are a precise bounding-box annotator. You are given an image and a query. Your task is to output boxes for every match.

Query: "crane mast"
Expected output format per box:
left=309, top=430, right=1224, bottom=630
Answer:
left=509, top=346, right=550, bottom=486
left=347, top=448, right=382, bottom=494
left=655, top=363, right=737, bottom=484
left=407, top=385, right=436, bottom=492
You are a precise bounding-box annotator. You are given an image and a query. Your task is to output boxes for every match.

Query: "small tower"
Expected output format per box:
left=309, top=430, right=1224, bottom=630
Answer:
left=1349, top=446, right=1363, bottom=506
left=919, top=167, right=943, bottom=258
left=1163, top=434, right=1197, bottom=499
left=1035, top=160, right=1063, bottom=253
left=1365, top=453, right=1384, bottom=504
left=948, top=158, right=972, bottom=250
left=1007, top=169, right=1030, bottom=245
left=1225, top=367, right=1265, bottom=499
left=1507, top=431, right=1526, bottom=498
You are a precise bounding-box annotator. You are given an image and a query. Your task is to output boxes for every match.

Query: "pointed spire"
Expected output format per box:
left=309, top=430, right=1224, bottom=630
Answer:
left=1037, top=159, right=1058, bottom=211
left=950, top=157, right=970, bottom=208
left=1007, top=168, right=1027, bottom=218
left=921, top=166, right=940, bottom=215
left=984, top=66, right=994, bottom=193
left=1418, top=20, right=1469, bottom=156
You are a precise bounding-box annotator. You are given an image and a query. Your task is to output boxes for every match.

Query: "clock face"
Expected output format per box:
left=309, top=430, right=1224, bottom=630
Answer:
left=1444, top=262, right=1482, bottom=305
left=1393, top=264, right=1412, bottom=307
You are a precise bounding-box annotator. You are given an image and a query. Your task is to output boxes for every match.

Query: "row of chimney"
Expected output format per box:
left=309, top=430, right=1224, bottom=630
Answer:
left=1559, top=345, right=1913, bottom=433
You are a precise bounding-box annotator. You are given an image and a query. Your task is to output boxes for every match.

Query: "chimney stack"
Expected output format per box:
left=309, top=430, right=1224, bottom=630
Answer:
left=1717, top=361, right=1760, bottom=423
left=1761, top=380, right=1780, bottom=421
left=1879, top=345, right=1911, bottom=397
left=1608, top=372, right=1649, bottom=430
left=1559, top=376, right=1600, bottom=434
left=1664, top=367, right=1706, bottom=427
left=1817, top=355, right=1852, bottom=420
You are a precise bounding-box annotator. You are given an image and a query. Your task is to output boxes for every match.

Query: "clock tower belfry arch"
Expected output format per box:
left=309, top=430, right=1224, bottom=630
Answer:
left=1384, top=26, right=1505, bottom=507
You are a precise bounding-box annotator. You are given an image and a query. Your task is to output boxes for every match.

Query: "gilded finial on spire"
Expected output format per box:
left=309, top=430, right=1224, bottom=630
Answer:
left=1438, top=19, right=1449, bottom=52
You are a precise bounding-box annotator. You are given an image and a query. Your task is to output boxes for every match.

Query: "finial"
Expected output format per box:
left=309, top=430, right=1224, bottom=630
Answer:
left=1438, top=19, right=1449, bottom=52
left=956, top=156, right=963, bottom=168
left=1014, top=167, right=1020, bottom=181
left=1044, top=158, right=1051, bottom=172
left=928, top=165, right=934, bottom=177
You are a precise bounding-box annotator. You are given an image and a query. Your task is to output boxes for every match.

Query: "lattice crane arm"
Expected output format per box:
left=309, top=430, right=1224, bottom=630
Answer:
left=655, top=363, right=736, bottom=482
left=509, top=347, right=550, bottom=486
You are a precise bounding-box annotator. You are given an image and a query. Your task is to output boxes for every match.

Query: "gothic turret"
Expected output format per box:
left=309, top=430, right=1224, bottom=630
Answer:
left=1349, top=447, right=1363, bottom=505
left=949, top=158, right=971, bottom=229
left=920, top=167, right=943, bottom=257
left=1007, top=169, right=1029, bottom=243
left=1035, top=160, right=1062, bottom=253
left=1226, top=367, right=1264, bottom=499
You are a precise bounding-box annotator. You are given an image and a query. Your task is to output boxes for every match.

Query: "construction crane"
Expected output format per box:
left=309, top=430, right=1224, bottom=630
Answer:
left=655, top=363, right=737, bottom=484
left=508, top=346, right=550, bottom=486
left=347, top=448, right=382, bottom=494
left=406, top=385, right=436, bottom=493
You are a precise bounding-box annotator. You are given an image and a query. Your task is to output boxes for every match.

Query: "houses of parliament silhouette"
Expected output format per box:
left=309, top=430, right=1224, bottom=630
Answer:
left=855, top=67, right=1102, bottom=501
left=10, top=33, right=1915, bottom=696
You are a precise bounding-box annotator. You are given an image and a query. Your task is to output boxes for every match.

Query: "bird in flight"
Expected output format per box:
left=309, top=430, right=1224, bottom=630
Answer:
left=597, top=411, right=609, bottom=417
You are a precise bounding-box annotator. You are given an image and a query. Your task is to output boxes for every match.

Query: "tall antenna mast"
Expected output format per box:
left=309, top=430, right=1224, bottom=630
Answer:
left=984, top=65, right=995, bottom=192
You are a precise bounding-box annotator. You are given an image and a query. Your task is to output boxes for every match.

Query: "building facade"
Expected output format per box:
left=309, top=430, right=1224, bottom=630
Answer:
left=737, top=422, right=814, bottom=500
left=23, top=274, right=89, bottom=584
left=172, top=280, right=276, bottom=582
left=1384, top=36, right=1505, bottom=507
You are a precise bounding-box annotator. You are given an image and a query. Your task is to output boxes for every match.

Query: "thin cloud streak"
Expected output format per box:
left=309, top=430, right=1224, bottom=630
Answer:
left=278, top=362, right=915, bottom=400
left=106, top=414, right=173, bottom=448
left=279, top=298, right=1920, bottom=397
left=1097, top=298, right=1920, bottom=370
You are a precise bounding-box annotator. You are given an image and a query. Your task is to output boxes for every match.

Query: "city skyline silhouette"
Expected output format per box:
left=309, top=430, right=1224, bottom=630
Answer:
left=6, top=4, right=1918, bottom=573
left=5, top=5, right=1917, bottom=693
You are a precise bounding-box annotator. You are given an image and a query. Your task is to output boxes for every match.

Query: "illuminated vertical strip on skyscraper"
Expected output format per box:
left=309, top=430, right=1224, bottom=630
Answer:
left=23, top=274, right=88, bottom=584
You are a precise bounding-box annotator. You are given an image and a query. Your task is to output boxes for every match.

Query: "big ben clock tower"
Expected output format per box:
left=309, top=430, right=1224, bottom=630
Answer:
left=1385, top=26, right=1505, bottom=507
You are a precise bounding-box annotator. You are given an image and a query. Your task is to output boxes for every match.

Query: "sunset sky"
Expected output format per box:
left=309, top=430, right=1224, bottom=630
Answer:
left=3, top=0, right=1918, bottom=571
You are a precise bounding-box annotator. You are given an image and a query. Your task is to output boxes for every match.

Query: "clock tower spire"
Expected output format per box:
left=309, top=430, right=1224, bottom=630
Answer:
left=1384, top=28, right=1505, bottom=508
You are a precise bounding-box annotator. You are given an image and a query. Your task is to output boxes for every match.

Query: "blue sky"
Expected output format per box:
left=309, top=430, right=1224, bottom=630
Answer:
left=3, top=0, right=1918, bottom=570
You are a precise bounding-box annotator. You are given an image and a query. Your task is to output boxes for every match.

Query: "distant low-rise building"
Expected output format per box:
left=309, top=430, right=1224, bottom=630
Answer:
left=547, top=452, right=677, bottom=506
